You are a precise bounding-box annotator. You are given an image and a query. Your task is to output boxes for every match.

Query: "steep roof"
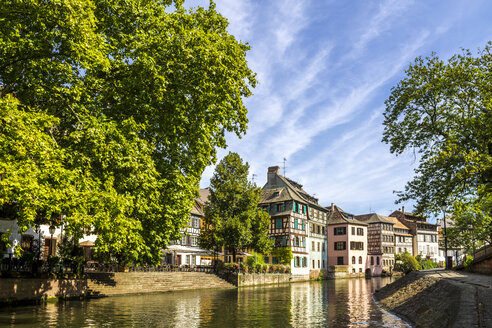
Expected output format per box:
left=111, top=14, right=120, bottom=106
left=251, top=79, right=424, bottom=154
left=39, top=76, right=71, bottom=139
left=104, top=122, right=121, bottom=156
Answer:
left=327, top=205, right=367, bottom=226
left=355, top=213, right=395, bottom=225
left=198, top=188, right=210, bottom=204
left=386, top=216, right=410, bottom=230
left=261, top=169, right=325, bottom=210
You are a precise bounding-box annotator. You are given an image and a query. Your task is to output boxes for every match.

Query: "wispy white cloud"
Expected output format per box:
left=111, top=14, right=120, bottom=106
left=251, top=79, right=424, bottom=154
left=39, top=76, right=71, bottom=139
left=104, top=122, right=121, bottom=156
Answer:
left=199, top=0, right=492, bottom=216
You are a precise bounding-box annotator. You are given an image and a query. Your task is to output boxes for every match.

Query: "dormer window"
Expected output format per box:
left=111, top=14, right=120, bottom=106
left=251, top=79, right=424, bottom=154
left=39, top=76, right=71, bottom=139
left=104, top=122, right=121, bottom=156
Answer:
left=273, top=191, right=280, bottom=197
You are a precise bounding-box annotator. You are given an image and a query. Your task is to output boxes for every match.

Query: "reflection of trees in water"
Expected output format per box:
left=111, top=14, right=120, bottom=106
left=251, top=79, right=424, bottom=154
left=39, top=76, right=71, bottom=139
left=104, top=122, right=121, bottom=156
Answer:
left=0, top=278, right=409, bottom=327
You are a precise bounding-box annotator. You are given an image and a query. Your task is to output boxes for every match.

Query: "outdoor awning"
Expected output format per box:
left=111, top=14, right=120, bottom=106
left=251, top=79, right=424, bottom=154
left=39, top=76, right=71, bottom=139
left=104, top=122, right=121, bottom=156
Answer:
left=163, top=245, right=223, bottom=256
left=237, top=251, right=252, bottom=256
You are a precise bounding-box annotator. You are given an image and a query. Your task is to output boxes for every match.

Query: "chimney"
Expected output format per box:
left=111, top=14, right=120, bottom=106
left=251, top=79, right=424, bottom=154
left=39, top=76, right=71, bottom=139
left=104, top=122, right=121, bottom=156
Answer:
left=267, top=166, right=280, bottom=186
left=331, top=203, right=334, bottom=212
left=402, top=206, right=405, bottom=214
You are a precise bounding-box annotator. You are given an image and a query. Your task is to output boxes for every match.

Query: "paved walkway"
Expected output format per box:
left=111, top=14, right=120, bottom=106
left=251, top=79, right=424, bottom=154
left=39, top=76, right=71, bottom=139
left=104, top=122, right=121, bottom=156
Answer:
left=418, top=268, right=492, bottom=288
left=418, top=269, right=492, bottom=328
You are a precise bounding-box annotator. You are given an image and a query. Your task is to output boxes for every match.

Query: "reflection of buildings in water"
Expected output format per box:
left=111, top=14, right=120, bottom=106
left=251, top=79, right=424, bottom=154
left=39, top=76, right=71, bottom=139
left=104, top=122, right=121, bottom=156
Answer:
left=290, top=283, right=310, bottom=326
left=172, top=295, right=201, bottom=328
left=346, top=278, right=371, bottom=325
left=289, top=282, right=327, bottom=327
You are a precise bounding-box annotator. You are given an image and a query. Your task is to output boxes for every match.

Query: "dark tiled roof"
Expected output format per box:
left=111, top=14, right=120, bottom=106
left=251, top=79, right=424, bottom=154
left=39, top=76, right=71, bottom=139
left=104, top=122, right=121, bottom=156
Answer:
left=355, top=213, right=395, bottom=225
left=327, top=205, right=368, bottom=226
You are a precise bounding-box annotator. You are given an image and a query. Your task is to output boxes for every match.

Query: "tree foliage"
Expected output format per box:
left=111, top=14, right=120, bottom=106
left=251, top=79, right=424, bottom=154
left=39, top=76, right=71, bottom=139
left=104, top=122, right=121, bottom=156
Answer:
left=0, top=0, right=256, bottom=264
left=382, top=42, right=492, bottom=247
left=200, top=152, right=273, bottom=262
left=394, top=252, right=419, bottom=274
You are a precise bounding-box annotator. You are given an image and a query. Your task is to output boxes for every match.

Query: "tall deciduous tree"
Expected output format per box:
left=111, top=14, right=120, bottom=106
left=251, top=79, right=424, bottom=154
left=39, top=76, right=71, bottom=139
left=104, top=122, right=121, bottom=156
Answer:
left=0, top=0, right=256, bottom=264
left=200, top=152, right=273, bottom=262
left=382, top=42, right=491, bottom=248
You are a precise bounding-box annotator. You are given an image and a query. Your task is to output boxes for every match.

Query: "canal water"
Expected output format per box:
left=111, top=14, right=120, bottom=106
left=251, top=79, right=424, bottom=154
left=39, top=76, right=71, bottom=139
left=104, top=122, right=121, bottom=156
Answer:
left=0, top=277, right=410, bottom=327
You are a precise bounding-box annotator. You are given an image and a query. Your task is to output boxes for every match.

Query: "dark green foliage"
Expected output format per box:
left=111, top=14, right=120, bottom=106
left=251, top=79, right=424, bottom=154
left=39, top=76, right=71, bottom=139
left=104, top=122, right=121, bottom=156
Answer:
left=0, top=0, right=256, bottom=264
left=394, top=252, right=419, bottom=274
left=200, top=152, right=273, bottom=262
left=271, top=247, right=294, bottom=265
left=382, top=42, right=492, bottom=248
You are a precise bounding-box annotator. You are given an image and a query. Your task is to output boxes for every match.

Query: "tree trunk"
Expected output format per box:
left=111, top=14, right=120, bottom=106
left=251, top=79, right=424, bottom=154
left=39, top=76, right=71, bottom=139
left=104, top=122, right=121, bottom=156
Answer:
left=232, top=248, right=237, bottom=263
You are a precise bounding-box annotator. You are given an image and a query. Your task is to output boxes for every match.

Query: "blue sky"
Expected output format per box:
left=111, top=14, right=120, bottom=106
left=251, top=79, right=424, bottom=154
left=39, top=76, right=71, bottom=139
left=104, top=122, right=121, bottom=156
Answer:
left=190, top=0, right=492, bottom=219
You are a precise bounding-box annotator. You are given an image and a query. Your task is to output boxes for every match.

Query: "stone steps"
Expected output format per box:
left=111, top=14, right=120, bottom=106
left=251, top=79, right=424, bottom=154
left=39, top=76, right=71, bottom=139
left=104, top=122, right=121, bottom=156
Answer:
left=86, top=271, right=234, bottom=296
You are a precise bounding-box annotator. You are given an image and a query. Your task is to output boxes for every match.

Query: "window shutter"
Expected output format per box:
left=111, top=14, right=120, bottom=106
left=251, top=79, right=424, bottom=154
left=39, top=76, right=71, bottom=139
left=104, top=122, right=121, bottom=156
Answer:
left=303, top=237, right=306, bottom=248
left=294, top=219, right=298, bottom=230
left=302, top=220, right=305, bottom=231
left=292, top=201, right=296, bottom=211
left=282, top=203, right=285, bottom=212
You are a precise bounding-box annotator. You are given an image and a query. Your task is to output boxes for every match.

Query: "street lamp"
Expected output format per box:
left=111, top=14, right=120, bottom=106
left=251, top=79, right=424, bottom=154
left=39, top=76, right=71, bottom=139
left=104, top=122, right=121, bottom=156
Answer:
left=34, top=224, right=41, bottom=261
left=440, top=203, right=449, bottom=270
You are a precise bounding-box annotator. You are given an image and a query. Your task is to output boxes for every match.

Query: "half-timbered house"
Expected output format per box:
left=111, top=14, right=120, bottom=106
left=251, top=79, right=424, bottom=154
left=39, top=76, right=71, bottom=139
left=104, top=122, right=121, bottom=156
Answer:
left=260, top=166, right=311, bottom=277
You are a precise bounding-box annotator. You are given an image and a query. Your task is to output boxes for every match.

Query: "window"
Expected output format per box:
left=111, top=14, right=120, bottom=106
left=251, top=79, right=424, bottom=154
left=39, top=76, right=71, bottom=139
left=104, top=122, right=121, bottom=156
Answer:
left=282, top=235, right=287, bottom=247
left=318, top=260, right=320, bottom=268
left=303, top=257, right=307, bottom=267
left=359, top=256, right=362, bottom=264
left=192, top=218, right=200, bottom=228
left=371, top=256, right=374, bottom=265
left=191, top=236, right=198, bottom=246
left=351, top=227, right=355, bottom=235
left=376, top=257, right=380, bottom=265
left=275, top=218, right=283, bottom=229
left=312, top=241, right=315, bottom=251
left=352, top=256, right=356, bottom=264
left=21, top=234, right=34, bottom=252
left=334, top=241, right=346, bottom=250
left=317, top=225, right=321, bottom=234
left=322, top=242, right=325, bottom=252
left=334, top=227, right=346, bottom=235
left=350, top=242, right=364, bottom=250
left=310, top=224, right=314, bottom=233
left=276, top=204, right=282, bottom=212
left=337, top=257, right=344, bottom=265
left=322, top=227, right=325, bottom=235
left=272, top=257, right=278, bottom=264
left=313, top=259, right=315, bottom=268
left=317, top=242, right=320, bottom=252
left=323, top=260, right=325, bottom=268
left=265, top=257, right=269, bottom=264
left=295, top=257, right=300, bottom=267
left=357, top=228, right=364, bottom=236
left=359, top=268, right=362, bottom=273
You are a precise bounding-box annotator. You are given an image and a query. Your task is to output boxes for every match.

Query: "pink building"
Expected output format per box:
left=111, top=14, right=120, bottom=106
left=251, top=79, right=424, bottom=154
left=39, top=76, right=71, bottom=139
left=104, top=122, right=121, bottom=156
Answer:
left=327, top=204, right=368, bottom=276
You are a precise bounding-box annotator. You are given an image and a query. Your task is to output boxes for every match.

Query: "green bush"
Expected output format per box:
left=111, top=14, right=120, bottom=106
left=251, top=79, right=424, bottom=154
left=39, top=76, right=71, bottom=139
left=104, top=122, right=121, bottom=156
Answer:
left=271, top=247, right=293, bottom=265
left=394, top=252, right=419, bottom=274
left=463, top=255, right=474, bottom=271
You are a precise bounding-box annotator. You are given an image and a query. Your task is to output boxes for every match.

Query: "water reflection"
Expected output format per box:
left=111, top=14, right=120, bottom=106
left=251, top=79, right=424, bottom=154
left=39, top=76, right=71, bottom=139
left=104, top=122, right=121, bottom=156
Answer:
left=0, top=278, right=410, bottom=328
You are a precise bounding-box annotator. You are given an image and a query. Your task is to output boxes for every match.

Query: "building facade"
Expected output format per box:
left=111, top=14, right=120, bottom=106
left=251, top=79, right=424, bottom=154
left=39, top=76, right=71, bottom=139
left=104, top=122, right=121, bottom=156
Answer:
left=165, top=189, right=209, bottom=266
left=355, top=213, right=395, bottom=273
left=260, top=166, right=312, bottom=277
left=327, top=204, right=368, bottom=275
left=390, top=207, right=439, bottom=262
left=387, top=216, right=412, bottom=255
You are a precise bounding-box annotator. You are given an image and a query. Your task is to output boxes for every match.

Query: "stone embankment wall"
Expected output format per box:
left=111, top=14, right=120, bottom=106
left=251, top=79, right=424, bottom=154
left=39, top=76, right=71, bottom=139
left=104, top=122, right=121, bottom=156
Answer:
left=374, top=271, right=492, bottom=328
left=0, top=271, right=234, bottom=304
left=0, top=278, right=87, bottom=304
left=237, top=273, right=291, bottom=286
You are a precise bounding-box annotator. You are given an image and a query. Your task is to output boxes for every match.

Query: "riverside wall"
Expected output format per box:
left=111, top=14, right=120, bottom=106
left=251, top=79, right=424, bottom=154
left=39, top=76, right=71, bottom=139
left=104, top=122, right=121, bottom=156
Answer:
left=0, top=272, right=296, bottom=304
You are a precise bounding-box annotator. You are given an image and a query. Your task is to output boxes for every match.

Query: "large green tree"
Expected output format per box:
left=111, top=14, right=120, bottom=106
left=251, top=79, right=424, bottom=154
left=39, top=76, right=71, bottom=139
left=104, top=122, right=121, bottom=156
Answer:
left=0, top=0, right=256, bottom=264
left=382, top=42, right=491, bottom=248
left=200, top=152, right=273, bottom=262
